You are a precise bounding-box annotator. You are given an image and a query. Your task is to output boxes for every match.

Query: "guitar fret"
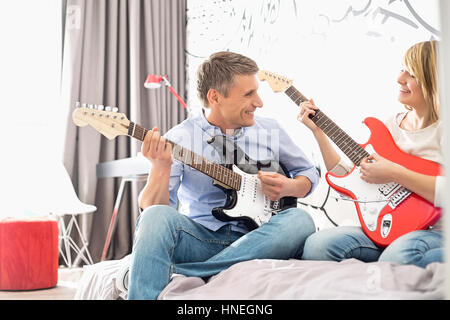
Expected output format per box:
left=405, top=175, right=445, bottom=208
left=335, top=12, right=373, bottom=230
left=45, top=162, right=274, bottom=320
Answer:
left=336, top=137, right=351, bottom=153
left=181, top=148, right=187, bottom=164
left=212, top=163, right=218, bottom=179
left=222, top=166, right=228, bottom=185
left=353, top=146, right=367, bottom=161
left=322, top=120, right=333, bottom=134
left=315, top=115, right=327, bottom=127
left=347, top=148, right=360, bottom=162
left=201, top=158, right=206, bottom=172
left=285, top=86, right=307, bottom=105
left=217, top=165, right=225, bottom=185
left=224, top=168, right=229, bottom=184
left=219, top=165, right=225, bottom=185
left=190, top=150, right=195, bottom=166
left=285, top=87, right=295, bottom=97
left=195, top=153, right=201, bottom=169
left=355, top=149, right=370, bottom=165
left=285, top=86, right=307, bottom=106
left=221, top=166, right=226, bottom=185
left=216, top=164, right=221, bottom=182
left=333, top=129, right=347, bottom=145
left=285, top=91, right=294, bottom=99
left=327, top=125, right=340, bottom=139
left=129, top=123, right=149, bottom=142
left=293, top=96, right=303, bottom=106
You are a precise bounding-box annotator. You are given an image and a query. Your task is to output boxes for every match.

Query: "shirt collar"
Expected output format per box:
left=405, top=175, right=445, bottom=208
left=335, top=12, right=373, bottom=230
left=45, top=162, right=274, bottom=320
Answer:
left=198, top=109, right=247, bottom=139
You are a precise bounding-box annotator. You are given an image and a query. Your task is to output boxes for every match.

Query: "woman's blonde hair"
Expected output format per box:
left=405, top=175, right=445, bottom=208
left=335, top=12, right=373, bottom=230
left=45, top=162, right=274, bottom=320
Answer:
left=403, top=40, right=440, bottom=123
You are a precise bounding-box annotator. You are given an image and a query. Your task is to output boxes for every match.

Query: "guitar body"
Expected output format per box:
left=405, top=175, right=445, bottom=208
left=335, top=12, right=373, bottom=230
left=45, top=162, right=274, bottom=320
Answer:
left=208, top=135, right=298, bottom=230
left=325, top=117, right=441, bottom=247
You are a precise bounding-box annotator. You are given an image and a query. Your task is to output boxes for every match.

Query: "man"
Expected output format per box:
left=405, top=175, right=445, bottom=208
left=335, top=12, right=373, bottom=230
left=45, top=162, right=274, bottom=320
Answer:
left=128, top=51, right=319, bottom=299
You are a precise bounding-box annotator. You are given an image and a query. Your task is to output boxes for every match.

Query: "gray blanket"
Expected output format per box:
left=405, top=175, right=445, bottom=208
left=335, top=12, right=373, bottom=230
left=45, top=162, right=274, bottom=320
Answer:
left=158, top=259, right=444, bottom=300
left=75, top=257, right=444, bottom=300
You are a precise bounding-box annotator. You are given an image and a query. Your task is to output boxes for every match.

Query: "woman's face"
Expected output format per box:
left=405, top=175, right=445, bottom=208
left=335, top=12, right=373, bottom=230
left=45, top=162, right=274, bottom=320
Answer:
left=397, top=68, right=426, bottom=109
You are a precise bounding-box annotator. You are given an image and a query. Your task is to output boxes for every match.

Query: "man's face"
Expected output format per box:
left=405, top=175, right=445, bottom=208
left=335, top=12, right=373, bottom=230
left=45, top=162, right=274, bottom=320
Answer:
left=213, top=74, right=263, bottom=130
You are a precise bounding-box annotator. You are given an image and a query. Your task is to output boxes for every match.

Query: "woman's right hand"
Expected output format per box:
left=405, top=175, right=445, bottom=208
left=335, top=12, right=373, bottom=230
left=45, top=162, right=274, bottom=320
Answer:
left=298, top=98, right=320, bottom=133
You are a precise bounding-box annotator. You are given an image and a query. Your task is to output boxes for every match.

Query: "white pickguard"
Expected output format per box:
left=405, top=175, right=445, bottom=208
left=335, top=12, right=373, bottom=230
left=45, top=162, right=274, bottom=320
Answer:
left=222, top=165, right=277, bottom=226
left=327, top=145, right=411, bottom=233
left=328, top=168, right=389, bottom=231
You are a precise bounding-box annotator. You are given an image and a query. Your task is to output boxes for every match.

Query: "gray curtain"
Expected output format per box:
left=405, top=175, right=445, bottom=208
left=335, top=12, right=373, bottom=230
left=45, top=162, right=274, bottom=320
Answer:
left=61, top=0, right=186, bottom=262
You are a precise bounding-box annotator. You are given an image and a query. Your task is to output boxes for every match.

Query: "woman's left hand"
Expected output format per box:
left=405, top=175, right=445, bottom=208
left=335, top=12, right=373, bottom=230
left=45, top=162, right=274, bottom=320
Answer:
left=359, top=153, right=400, bottom=184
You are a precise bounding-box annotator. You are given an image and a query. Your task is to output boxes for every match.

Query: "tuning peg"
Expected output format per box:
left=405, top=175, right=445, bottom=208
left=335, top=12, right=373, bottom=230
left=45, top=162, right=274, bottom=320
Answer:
left=88, top=104, right=94, bottom=109
left=112, top=107, right=118, bottom=112
left=105, top=106, right=112, bottom=111
left=75, top=101, right=81, bottom=108
left=98, top=105, right=104, bottom=111
left=82, top=103, right=87, bottom=108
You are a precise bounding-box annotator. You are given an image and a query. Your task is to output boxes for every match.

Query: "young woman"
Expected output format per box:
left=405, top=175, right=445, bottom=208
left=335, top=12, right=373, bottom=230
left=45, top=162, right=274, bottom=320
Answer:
left=299, top=40, right=444, bottom=268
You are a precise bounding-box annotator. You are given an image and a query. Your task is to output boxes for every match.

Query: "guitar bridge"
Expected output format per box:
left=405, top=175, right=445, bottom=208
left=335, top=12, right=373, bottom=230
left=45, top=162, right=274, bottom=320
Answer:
left=389, top=187, right=411, bottom=208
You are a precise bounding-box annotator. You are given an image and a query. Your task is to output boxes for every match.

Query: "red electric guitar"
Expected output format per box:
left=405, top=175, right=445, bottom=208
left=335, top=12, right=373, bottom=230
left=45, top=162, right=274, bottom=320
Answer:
left=258, top=70, right=442, bottom=247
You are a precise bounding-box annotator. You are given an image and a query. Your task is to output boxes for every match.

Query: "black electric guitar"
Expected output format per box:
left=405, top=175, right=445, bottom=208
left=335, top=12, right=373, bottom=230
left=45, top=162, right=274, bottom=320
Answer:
left=72, top=104, right=297, bottom=230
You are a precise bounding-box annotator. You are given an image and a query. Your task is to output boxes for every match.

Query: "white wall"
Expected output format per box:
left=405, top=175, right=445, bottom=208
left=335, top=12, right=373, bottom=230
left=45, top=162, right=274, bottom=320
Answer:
left=438, top=0, right=450, bottom=300
left=185, top=0, right=440, bottom=228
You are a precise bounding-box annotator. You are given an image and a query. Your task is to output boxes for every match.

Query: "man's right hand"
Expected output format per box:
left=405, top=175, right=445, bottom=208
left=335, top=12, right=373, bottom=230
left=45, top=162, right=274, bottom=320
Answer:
left=141, top=127, right=173, bottom=171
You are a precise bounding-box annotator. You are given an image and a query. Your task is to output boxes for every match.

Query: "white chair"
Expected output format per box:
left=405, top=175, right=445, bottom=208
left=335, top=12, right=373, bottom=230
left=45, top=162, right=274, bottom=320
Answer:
left=37, top=162, right=96, bottom=268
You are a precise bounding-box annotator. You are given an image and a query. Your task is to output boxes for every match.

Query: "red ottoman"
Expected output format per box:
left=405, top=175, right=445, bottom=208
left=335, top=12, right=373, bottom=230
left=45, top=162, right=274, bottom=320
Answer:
left=0, top=217, right=59, bottom=290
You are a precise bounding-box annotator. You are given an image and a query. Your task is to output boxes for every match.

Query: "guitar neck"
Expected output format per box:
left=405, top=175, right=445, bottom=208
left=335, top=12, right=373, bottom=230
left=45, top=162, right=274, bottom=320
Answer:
left=284, top=86, right=369, bottom=166
left=128, top=122, right=241, bottom=190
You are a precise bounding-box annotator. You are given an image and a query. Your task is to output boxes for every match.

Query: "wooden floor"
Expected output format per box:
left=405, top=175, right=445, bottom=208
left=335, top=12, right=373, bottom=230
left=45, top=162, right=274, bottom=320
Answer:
left=0, top=267, right=83, bottom=300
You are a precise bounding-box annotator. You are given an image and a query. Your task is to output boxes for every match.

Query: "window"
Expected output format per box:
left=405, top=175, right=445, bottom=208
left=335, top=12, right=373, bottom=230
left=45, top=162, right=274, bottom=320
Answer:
left=0, top=0, right=62, bottom=217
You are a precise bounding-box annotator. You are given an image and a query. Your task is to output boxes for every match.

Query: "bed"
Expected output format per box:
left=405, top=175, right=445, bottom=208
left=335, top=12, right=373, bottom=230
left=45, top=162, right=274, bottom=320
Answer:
left=74, top=253, right=444, bottom=300
left=74, top=185, right=445, bottom=300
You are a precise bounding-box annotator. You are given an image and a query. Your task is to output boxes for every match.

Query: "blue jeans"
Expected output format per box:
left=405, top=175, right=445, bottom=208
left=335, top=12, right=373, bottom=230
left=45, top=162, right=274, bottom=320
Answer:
left=128, top=205, right=315, bottom=299
left=301, top=226, right=443, bottom=268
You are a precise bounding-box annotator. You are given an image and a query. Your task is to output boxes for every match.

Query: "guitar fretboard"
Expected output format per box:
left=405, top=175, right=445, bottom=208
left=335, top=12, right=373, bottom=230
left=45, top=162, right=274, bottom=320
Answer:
left=285, top=86, right=369, bottom=166
left=128, top=122, right=241, bottom=190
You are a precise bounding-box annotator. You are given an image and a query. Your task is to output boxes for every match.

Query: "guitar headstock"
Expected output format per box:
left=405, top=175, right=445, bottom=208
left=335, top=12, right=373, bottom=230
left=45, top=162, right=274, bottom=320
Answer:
left=72, top=102, right=130, bottom=140
left=257, top=70, right=293, bottom=93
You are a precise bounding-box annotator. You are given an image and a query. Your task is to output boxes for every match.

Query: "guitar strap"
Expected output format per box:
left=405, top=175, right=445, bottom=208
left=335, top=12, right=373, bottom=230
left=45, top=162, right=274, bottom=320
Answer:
left=185, top=109, right=241, bottom=167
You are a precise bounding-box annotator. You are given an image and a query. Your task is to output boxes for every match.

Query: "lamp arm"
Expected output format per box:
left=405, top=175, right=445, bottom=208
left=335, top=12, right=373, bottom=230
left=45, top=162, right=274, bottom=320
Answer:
left=167, top=85, right=188, bottom=109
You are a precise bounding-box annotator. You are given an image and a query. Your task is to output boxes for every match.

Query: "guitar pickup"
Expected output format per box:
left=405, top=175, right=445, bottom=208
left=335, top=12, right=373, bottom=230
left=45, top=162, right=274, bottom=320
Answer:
left=378, top=182, right=400, bottom=196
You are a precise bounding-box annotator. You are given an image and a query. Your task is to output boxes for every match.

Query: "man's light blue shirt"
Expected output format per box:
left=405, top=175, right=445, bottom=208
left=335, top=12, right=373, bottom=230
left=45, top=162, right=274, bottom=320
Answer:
left=163, top=110, right=319, bottom=234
